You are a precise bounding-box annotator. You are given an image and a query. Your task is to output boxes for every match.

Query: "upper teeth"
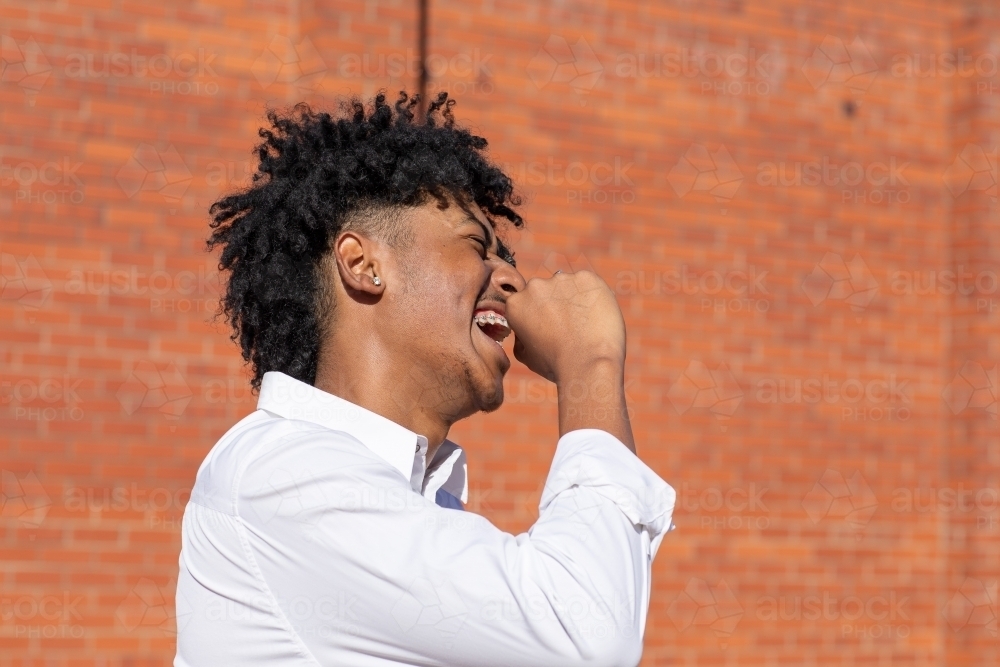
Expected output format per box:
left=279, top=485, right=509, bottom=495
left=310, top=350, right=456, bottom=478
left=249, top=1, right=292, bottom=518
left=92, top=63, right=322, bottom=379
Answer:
left=475, top=312, right=508, bottom=328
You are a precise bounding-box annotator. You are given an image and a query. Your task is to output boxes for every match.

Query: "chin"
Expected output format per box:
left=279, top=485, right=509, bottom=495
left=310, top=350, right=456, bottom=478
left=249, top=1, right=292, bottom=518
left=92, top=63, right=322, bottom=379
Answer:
left=463, top=365, right=505, bottom=414
left=477, top=386, right=504, bottom=413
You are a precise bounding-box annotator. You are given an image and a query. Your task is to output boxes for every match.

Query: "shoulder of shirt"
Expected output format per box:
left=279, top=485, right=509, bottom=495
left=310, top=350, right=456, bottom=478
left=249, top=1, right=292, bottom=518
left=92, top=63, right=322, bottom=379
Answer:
left=189, top=408, right=413, bottom=515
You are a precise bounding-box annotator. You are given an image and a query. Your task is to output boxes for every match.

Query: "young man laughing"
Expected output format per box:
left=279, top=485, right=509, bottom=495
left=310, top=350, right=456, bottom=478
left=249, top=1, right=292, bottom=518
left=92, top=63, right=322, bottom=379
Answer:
left=175, top=92, right=675, bottom=666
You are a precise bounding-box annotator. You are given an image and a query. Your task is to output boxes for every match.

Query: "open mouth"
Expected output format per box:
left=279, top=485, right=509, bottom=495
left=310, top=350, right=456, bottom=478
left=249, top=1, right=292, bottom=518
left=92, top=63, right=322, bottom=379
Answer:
left=473, top=309, right=510, bottom=347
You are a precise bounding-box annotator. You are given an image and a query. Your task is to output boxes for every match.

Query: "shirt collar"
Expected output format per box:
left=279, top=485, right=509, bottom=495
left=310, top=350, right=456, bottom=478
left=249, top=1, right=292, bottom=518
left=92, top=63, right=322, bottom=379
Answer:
left=424, top=439, right=468, bottom=505
left=256, top=372, right=467, bottom=502
left=257, top=371, right=430, bottom=493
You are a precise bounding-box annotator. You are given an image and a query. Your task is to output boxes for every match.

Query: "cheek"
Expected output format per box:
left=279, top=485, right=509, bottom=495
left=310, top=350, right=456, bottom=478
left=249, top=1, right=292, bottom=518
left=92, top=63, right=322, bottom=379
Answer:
left=397, top=257, right=481, bottom=334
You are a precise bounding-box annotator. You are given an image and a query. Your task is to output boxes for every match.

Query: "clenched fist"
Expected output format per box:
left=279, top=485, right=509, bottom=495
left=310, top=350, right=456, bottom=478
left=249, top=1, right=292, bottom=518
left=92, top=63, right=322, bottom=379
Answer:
left=505, top=270, right=626, bottom=383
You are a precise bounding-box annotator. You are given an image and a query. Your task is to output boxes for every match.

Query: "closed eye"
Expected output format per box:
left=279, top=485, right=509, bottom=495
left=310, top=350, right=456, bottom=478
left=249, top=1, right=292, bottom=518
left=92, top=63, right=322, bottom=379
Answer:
left=471, top=236, right=489, bottom=258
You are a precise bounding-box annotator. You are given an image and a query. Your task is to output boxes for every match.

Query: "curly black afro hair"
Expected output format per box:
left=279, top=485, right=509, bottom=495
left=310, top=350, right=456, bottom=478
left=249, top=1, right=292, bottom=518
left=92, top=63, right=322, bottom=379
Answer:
left=208, top=91, right=523, bottom=392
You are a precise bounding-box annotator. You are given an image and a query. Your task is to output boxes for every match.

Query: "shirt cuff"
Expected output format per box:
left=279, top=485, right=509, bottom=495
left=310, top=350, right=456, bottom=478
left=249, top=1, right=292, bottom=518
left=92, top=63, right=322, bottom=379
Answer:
left=540, top=429, right=676, bottom=538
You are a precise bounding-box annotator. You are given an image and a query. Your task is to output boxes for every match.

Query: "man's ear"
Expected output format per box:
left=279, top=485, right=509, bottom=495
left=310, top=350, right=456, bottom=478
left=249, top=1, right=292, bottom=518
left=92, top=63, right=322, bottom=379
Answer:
left=332, top=230, right=385, bottom=296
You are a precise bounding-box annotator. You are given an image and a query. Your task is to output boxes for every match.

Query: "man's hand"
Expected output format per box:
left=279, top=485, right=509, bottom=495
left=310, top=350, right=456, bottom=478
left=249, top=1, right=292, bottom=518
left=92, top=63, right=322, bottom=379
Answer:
left=506, top=271, right=636, bottom=453
left=506, top=271, right=626, bottom=382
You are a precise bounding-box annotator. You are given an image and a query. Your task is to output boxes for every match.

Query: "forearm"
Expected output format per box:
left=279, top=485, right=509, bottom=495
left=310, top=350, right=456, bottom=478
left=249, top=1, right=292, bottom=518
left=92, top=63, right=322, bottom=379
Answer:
left=556, top=358, right=636, bottom=454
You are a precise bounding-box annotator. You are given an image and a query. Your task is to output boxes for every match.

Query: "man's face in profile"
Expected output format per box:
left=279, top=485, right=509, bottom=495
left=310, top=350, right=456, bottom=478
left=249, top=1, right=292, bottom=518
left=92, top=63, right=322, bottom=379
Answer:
left=362, top=198, right=525, bottom=421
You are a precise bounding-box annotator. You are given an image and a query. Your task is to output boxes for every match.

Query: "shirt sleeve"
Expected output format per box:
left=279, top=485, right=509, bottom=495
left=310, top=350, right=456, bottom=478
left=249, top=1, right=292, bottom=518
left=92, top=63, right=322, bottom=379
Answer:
left=237, top=428, right=676, bottom=667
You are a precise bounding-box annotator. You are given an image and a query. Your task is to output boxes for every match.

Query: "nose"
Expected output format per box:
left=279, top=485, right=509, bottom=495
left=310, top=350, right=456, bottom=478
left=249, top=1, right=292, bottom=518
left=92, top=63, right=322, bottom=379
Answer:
left=490, top=256, right=526, bottom=295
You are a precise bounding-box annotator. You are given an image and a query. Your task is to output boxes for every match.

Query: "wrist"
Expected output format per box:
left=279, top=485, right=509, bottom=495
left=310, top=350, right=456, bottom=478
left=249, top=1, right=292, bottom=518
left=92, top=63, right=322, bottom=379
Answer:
left=554, top=356, right=635, bottom=454
left=554, top=355, right=625, bottom=387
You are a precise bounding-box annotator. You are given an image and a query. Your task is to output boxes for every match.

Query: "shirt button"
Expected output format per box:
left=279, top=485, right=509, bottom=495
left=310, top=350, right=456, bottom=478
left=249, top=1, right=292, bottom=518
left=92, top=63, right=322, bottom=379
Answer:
left=415, top=443, right=420, bottom=453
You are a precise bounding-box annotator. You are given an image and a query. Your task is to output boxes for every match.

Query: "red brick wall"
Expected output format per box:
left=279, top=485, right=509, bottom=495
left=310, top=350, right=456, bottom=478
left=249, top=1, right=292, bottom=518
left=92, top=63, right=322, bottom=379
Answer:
left=2, top=0, right=998, bottom=664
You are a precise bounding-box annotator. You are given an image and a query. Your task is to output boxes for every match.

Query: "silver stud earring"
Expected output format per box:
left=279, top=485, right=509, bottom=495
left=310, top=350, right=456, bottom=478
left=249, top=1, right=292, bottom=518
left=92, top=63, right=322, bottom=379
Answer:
left=372, top=276, right=381, bottom=286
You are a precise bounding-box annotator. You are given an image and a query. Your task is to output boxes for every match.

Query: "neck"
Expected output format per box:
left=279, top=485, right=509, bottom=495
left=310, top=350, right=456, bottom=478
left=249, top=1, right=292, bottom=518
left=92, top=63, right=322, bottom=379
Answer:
left=313, top=333, right=453, bottom=458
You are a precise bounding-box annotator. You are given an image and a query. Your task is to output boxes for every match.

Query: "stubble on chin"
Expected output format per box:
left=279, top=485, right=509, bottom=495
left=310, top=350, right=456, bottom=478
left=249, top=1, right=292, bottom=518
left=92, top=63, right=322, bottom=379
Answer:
left=463, top=364, right=505, bottom=414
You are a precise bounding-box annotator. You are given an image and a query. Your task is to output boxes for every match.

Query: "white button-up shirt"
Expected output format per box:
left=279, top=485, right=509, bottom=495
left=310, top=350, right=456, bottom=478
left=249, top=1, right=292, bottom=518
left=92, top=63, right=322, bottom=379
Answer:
left=175, top=371, right=675, bottom=666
